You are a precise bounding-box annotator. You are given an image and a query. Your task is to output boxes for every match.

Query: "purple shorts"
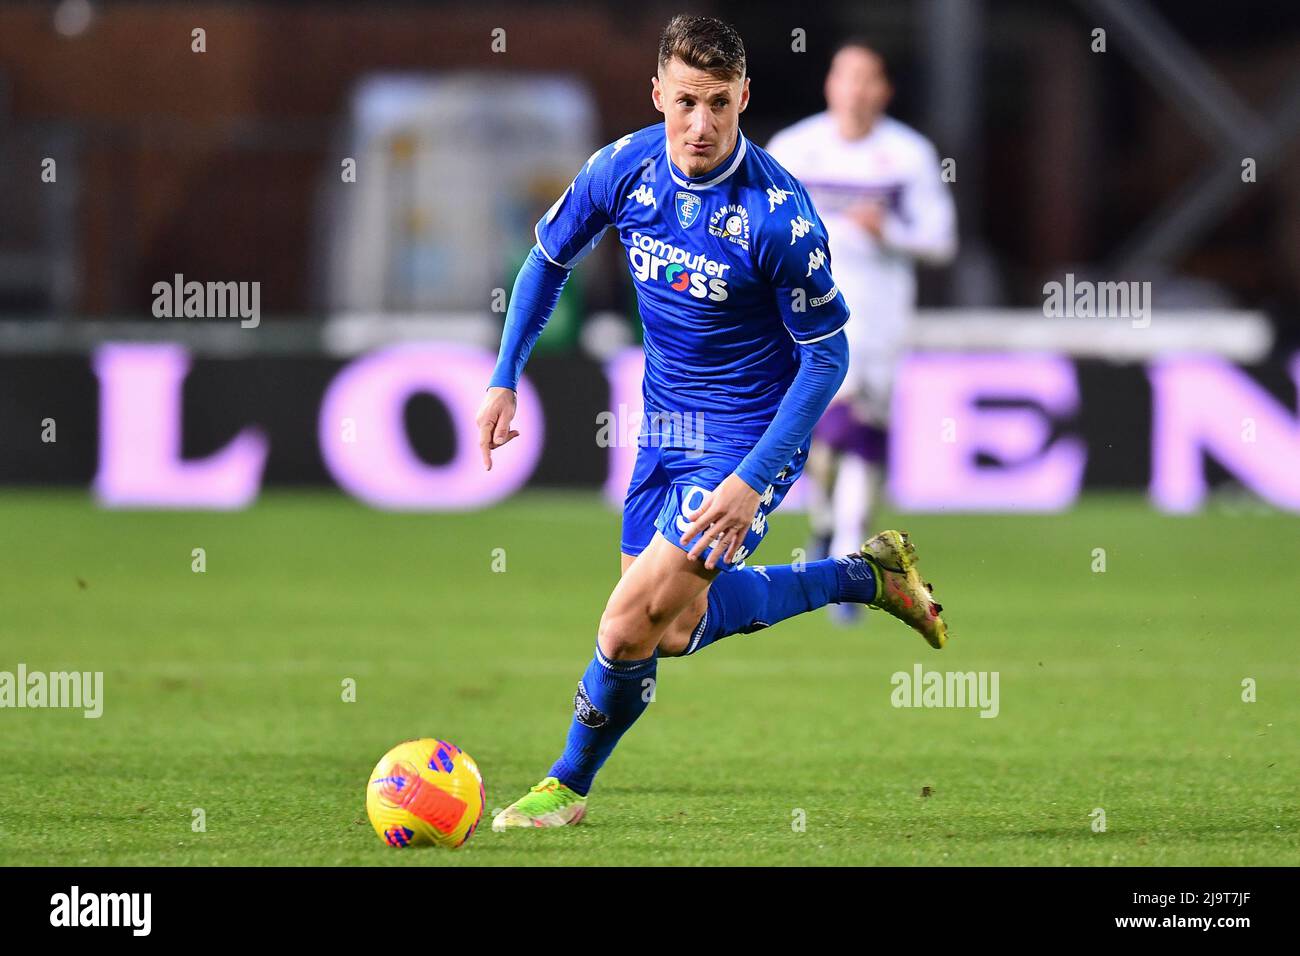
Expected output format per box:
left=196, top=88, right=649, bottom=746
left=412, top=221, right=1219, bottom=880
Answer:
left=813, top=402, right=887, bottom=464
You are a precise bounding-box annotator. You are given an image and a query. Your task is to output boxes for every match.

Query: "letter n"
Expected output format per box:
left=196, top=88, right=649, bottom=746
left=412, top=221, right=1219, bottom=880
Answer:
left=1149, top=355, right=1300, bottom=512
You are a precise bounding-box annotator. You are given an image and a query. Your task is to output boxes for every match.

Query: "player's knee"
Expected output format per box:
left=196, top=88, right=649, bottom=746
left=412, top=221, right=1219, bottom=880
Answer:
left=655, top=627, right=692, bottom=658
left=654, top=591, right=708, bottom=658
left=598, top=581, right=691, bottom=655
left=597, top=604, right=658, bottom=659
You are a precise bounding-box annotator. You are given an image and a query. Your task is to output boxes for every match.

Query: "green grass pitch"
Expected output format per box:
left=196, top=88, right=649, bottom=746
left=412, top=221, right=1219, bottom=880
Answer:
left=0, top=490, right=1295, bottom=866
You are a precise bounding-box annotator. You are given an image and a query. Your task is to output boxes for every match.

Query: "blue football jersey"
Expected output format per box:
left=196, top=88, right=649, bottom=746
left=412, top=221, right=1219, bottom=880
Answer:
left=535, top=123, right=850, bottom=451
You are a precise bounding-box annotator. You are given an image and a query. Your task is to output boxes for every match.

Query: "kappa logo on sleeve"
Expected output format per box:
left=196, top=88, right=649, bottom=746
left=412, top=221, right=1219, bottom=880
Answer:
left=766, top=185, right=794, bottom=212
left=789, top=216, right=814, bottom=244
left=627, top=184, right=657, bottom=208
left=610, top=133, right=634, bottom=158
left=805, top=247, right=828, bottom=277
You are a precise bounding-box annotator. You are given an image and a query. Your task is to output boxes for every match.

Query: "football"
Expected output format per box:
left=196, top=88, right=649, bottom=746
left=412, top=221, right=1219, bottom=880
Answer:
left=365, top=738, right=486, bottom=848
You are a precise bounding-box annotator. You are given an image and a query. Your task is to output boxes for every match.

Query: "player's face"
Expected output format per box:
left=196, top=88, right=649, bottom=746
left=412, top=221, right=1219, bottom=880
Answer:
left=652, top=57, right=749, bottom=177
left=825, top=46, right=891, bottom=128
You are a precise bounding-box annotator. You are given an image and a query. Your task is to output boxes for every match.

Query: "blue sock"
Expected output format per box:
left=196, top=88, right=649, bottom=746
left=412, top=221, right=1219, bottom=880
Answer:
left=548, top=645, right=657, bottom=796
left=682, top=557, right=876, bottom=655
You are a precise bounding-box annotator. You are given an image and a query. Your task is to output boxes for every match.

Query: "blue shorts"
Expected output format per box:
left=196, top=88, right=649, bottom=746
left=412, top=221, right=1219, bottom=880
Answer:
left=620, top=441, right=808, bottom=572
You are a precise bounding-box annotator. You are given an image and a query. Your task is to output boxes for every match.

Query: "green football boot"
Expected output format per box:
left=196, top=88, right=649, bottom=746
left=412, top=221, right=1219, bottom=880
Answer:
left=491, top=776, right=588, bottom=831
left=856, top=530, right=949, bottom=649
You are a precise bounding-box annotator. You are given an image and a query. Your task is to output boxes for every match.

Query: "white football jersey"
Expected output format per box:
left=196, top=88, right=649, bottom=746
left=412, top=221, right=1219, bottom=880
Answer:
left=767, top=113, right=957, bottom=414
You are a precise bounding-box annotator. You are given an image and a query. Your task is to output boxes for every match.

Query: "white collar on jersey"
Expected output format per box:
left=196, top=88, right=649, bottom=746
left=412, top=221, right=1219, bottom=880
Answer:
left=665, top=130, right=748, bottom=191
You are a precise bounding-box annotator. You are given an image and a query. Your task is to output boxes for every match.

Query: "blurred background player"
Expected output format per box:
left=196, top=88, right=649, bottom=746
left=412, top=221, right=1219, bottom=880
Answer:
left=767, top=39, right=957, bottom=623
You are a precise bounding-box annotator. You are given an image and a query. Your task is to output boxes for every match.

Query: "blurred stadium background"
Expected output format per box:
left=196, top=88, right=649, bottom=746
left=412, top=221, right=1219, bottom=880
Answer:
left=1, top=0, right=1297, bottom=866
left=2, top=0, right=1299, bottom=507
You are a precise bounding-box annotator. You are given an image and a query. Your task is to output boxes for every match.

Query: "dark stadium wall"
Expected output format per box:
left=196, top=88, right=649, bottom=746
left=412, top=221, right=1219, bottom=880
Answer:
left=7, top=3, right=1297, bottom=318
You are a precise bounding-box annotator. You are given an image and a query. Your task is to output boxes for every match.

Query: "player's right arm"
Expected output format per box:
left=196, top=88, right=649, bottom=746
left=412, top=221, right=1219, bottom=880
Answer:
left=477, top=247, right=569, bottom=470
left=867, top=136, right=957, bottom=265
left=478, top=143, right=620, bottom=470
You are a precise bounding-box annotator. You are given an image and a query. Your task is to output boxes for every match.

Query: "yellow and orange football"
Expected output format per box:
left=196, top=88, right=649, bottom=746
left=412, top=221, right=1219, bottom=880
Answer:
left=365, top=738, right=485, bottom=848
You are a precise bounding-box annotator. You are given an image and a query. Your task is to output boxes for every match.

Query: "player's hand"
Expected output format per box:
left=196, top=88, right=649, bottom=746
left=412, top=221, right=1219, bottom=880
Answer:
left=476, top=386, right=520, bottom=471
left=679, top=473, right=762, bottom=570
left=847, top=200, right=887, bottom=239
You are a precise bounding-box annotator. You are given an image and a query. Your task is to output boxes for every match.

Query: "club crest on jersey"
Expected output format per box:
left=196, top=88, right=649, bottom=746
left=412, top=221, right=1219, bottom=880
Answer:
left=707, top=203, right=750, bottom=251
left=675, top=191, right=702, bottom=229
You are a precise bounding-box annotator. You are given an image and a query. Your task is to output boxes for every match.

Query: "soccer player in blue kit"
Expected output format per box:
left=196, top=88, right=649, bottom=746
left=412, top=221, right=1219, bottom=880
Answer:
left=476, top=15, right=949, bottom=830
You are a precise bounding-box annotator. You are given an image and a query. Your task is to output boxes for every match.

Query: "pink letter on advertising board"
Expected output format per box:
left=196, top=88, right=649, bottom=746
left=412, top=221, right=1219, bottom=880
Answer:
left=890, top=353, right=1085, bottom=511
left=319, top=343, right=542, bottom=510
left=1149, top=354, right=1300, bottom=512
left=92, top=344, right=268, bottom=509
left=603, top=348, right=644, bottom=507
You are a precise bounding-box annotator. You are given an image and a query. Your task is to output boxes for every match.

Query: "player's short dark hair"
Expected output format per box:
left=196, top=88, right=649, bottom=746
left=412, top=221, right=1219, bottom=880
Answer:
left=657, top=14, right=746, bottom=81
left=831, top=36, right=890, bottom=79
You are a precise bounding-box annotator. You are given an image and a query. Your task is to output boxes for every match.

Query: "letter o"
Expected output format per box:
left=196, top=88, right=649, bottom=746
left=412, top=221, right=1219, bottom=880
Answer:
left=319, top=343, right=543, bottom=509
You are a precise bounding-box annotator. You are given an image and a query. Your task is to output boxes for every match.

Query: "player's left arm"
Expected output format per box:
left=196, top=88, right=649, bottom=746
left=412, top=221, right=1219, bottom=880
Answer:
left=679, top=196, right=850, bottom=568
left=876, top=140, right=958, bottom=265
